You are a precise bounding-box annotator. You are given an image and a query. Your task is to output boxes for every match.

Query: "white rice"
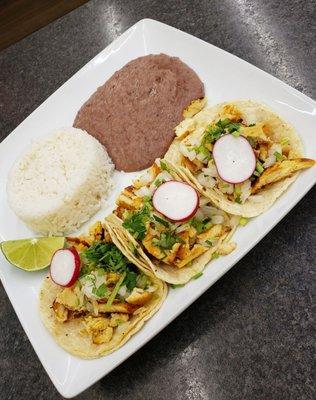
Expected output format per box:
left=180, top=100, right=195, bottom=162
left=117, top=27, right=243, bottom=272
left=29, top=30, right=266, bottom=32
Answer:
left=7, top=127, right=114, bottom=235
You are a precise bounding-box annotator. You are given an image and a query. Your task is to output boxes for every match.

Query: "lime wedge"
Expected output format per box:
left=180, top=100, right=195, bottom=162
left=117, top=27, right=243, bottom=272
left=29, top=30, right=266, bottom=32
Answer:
left=0, top=237, right=65, bottom=271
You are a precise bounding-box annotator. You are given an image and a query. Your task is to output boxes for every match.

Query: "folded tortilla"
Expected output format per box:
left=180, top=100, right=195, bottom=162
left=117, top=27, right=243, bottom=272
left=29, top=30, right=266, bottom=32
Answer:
left=39, top=224, right=167, bottom=359
left=165, top=100, right=314, bottom=217
left=105, top=160, right=237, bottom=285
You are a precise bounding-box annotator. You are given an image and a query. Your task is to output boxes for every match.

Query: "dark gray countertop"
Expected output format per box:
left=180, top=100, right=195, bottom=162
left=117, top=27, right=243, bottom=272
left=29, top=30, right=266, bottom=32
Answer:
left=0, top=1, right=315, bottom=399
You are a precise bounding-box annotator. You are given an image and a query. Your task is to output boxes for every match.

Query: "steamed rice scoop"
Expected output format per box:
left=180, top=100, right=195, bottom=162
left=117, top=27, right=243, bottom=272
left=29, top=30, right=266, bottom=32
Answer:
left=7, top=127, right=114, bottom=235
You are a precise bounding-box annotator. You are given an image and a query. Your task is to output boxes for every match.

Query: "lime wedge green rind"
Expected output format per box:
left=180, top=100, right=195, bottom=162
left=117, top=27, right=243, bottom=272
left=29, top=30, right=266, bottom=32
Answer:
left=0, top=237, right=65, bottom=271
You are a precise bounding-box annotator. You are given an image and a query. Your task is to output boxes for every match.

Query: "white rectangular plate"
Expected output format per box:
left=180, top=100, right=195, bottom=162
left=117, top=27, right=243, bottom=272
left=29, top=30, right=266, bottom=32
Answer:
left=0, top=19, right=315, bottom=398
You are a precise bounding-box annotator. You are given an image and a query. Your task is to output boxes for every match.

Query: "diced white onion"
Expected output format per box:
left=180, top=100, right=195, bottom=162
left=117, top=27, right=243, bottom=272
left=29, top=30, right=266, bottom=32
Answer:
left=218, top=180, right=234, bottom=194
left=201, top=205, right=226, bottom=217
left=134, top=185, right=153, bottom=198
left=118, top=285, right=127, bottom=297
left=212, top=215, right=224, bottom=224
left=202, top=166, right=218, bottom=178
left=179, top=142, right=196, bottom=161
left=264, top=144, right=282, bottom=168
left=197, top=173, right=216, bottom=188
left=134, top=168, right=154, bottom=187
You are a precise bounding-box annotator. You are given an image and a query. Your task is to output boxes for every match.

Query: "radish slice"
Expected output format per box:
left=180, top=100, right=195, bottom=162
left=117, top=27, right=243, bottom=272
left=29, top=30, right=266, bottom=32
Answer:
left=153, top=180, right=199, bottom=222
left=50, top=248, right=80, bottom=287
left=213, top=134, right=256, bottom=184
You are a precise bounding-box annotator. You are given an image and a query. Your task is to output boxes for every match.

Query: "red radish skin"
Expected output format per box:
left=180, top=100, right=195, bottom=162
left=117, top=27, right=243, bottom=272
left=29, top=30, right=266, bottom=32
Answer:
left=50, top=247, right=80, bottom=287
left=153, top=180, right=199, bottom=222
left=213, top=134, right=256, bottom=184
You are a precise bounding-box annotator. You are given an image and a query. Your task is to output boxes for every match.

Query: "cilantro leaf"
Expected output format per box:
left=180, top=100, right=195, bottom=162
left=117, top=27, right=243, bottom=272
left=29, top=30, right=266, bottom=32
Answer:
left=122, top=206, right=150, bottom=240
left=124, top=271, right=138, bottom=291
left=93, top=283, right=109, bottom=298
left=152, top=231, right=183, bottom=250
left=226, top=122, right=241, bottom=133
left=160, top=160, right=170, bottom=172
left=152, top=214, right=170, bottom=228
left=83, top=242, right=131, bottom=273
left=190, top=218, right=212, bottom=234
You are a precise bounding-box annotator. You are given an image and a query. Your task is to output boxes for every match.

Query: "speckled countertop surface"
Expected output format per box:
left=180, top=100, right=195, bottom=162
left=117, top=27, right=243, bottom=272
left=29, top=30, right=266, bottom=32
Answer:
left=0, top=1, right=315, bottom=399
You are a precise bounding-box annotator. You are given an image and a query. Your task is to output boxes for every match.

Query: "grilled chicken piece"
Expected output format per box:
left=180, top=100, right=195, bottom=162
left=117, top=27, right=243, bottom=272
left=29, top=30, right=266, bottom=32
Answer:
left=175, top=244, right=208, bottom=268
left=98, top=302, right=137, bottom=314
left=183, top=98, right=206, bottom=119
left=218, top=104, right=242, bottom=122
left=125, top=288, right=152, bottom=306
left=197, top=224, right=223, bottom=242
left=142, top=233, right=166, bottom=260
left=56, top=288, right=80, bottom=310
left=52, top=301, right=68, bottom=322
left=93, top=327, right=114, bottom=344
left=162, top=242, right=181, bottom=264
left=109, top=313, right=129, bottom=327
left=241, top=123, right=270, bottom=142
left=182, top=156, right=201, bottom=173
left=252, top=158, right=315, bottom=194
left=83, top=316, right=114, bottom=344
left=175, top=118, right=196, bottom=139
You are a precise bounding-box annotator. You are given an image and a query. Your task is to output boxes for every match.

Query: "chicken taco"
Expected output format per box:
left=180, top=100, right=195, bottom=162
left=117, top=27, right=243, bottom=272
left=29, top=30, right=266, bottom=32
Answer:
left=165, top=100, right=315, bottom=217
left=106, top=159, right=238, bottom=285
left=39, top=221, right=167, bottom=359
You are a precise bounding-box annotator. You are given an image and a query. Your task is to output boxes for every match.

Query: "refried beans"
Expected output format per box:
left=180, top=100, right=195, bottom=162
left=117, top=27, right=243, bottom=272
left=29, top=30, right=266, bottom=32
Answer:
left=74, top=54, right=204, bottom=171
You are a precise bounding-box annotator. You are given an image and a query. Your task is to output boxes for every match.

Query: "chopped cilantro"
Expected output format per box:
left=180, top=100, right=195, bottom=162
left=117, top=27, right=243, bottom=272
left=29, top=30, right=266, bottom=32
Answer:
left=190, top=218, right=212, bottom=234
left=83, top=242, right=131, bottom=273
left=152, top=231, right=183, bottom=250
left=142, top=195, right=153, bottom=205
left=216, top=118, right=231, bottom=129
left=124, top=271, right=138, bottom=291
left=195, top=144, right=211, bottom=161
left=160, top=160, right=170, bottom=171
left=93, top=283, right=109, bottom=298
left=192, top=272, right=203, bottom=279
left=202, top=124, right=222, bottom=144
left=122, top=206, right=150, bottom=240
left=235, top=196, right=242, bottom=204
left=226, top=122, right=241, bottom=133
left=152, top=214, right=170, bottom=228
left=274, top=151, right=283, bottom=161
left=253, top=171, right=261, bottom=177
left=137, top=274, right=149, bottom=289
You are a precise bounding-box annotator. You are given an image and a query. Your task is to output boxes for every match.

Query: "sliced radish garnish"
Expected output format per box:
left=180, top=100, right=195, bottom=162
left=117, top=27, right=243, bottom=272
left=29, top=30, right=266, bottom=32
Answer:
left=213, top=134, right=256, bottom=184
left=50, top=248, right=80, bottom=287
left=152, top=180, right=199, bottom=222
